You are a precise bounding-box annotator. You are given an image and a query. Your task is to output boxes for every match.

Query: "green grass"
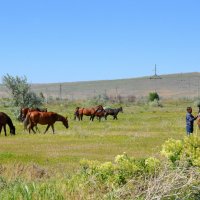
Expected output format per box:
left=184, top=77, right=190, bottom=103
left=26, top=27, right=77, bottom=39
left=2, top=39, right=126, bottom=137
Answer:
left=0, top=100, right=190, bottom=176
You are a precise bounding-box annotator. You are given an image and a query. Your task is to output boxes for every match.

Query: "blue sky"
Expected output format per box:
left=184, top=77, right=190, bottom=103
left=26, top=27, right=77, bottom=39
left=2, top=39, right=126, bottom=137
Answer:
left=0, top=0, right=200, bottom=83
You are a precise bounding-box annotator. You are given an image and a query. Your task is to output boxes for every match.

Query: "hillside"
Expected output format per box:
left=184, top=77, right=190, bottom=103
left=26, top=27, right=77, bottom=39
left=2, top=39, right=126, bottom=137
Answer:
left=0, top=72, right=200, bottom=99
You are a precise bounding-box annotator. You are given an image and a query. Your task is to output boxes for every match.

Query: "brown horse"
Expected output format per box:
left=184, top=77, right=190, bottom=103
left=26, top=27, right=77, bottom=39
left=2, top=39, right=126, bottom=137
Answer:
left=27, top=111, right=69, bottom=134
left=0, top=112, right=15, bottom=136
left=21, top=107, right=47, bottom=132
left=74, top=105, right=103, bottom=121
left=19, top=107, right=47, bottom=122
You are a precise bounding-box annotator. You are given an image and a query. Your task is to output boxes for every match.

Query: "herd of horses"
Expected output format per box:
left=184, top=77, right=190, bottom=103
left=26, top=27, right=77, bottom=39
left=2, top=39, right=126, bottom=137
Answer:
left=0, top=105, right=123, bottom=136
left=74, top=105, right=123, bottom=121
left=1, top=105, right=200, bottom=137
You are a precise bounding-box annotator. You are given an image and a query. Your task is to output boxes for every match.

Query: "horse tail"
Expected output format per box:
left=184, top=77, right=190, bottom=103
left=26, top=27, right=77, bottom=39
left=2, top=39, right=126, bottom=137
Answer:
left=23, top=114, right=29, bottom=131
left=24, top=112, right=31, bottom=131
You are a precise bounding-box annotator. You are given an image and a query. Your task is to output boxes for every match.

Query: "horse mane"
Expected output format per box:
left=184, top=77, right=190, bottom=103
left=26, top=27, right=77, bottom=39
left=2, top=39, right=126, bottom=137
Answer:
left=56, top=113, right=67, bottom=122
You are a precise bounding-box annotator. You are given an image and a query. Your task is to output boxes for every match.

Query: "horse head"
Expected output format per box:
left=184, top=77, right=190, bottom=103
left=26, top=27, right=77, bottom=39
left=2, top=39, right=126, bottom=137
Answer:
left=63, top=117, right=69, bottom=129
left=10, top=126, right=16, bottom=135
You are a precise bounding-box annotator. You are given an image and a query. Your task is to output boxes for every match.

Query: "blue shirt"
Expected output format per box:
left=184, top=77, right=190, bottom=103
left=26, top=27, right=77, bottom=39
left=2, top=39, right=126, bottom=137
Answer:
left=186, top=112, right=196, bottom=133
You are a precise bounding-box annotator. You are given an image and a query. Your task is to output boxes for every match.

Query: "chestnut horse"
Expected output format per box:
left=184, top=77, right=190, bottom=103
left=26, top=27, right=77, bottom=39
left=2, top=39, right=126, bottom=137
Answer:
left=74, top=105, right=103, bottom=121
left=0, top=112, right=15, bottom=136
left=20, top=107, right=47, bottom=132
left=27, top=111, right=69, bottom=134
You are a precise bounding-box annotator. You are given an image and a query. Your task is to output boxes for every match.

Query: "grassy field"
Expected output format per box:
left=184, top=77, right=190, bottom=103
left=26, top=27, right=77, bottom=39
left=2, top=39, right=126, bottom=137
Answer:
left=1, top=99, right=200, bottom=199
left=0, top=99, right=190, bottom=177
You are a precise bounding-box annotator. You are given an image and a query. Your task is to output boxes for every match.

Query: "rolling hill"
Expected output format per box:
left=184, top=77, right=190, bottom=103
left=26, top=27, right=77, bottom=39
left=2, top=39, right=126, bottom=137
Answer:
left=0, top=72, right=200, bottom=100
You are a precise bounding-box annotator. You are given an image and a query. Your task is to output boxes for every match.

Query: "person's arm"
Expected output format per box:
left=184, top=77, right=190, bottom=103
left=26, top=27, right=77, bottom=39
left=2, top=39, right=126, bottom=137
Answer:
left=187, top=114, right=196, bottom=122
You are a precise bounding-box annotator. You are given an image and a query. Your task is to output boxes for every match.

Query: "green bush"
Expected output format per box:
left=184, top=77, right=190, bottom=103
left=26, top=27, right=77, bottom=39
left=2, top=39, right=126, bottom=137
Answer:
left=148, top=92, right=160, bottom=102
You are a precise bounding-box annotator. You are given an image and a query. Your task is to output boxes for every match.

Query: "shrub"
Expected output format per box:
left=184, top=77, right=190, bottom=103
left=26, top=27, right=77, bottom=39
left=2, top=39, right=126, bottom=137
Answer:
left=161, top=138, right=183, bottom=164
left=161, top=136, right=200, bottom=167
left=148, top=92, right=159, bottom=102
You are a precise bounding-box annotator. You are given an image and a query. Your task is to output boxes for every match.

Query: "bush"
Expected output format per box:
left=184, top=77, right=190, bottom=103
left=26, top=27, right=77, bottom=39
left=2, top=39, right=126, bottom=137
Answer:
left=148, top=92, right=159, bottom=102
left=79, top=153, right=160, bottom=186
left=161, top=136, right=200, bottom=167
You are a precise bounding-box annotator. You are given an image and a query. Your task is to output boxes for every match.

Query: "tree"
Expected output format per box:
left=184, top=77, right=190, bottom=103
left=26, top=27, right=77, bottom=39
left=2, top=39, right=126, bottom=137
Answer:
left=2, top=74, right=43, bottom=108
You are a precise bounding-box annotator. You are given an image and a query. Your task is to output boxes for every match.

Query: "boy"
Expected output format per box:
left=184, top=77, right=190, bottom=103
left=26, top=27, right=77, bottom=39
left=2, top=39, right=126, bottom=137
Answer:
left=186, top=107, right=198, bottom=135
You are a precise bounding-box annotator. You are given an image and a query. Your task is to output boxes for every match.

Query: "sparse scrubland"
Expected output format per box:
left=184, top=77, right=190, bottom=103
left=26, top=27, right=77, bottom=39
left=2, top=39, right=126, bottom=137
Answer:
left=0, top=98, right=200, bottom=199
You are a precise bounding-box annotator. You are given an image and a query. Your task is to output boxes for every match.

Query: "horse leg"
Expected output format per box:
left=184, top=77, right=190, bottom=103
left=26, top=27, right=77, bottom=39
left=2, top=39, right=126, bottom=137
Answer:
left=3, top=125, right=7, bottom=136
left=105, top=114, right=108, bottom=120
left=35, top=125, right=40, bottom=133
left=0, top=125, right=2, bottom=134
left=31, top=124, right=36, bottom=134
left=91, top=115, right=95, bottom=121
left=44, top=124, right=50, bottom=134
left=51, top=124, right=55, bottom=134
left=28, top=123, right=36, bottom=134
left=32, top=126, right=36, bottom=134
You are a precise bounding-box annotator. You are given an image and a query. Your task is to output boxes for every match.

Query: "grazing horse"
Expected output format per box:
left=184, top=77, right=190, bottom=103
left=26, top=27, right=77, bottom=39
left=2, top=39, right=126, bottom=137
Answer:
left=27, top=111, right=69, bottom=134
left=104, top=107, right=123, bottom=120
left=19, top=107, right=47, bottom=122
left=20, top=107, right=47, bottom=132
left=74, top=105, right=103, bottom=121
left=0, top=112, right=15, bottom=136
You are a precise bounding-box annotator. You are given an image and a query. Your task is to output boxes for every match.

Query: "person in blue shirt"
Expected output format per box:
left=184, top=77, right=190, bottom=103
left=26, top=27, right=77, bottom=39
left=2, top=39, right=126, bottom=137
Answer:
left=186, top=107, right=198, bottom=135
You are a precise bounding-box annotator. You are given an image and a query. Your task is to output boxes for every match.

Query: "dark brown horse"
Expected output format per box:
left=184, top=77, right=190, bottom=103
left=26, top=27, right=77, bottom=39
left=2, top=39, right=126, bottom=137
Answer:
left=0, top=112, right=15, bottom=136
left=19, top=107, right=47, bottom=122
left=27, top=111, right=69, bottom=134
left=104, top=107, right=123, bottom=120
left=74, top=105, right=103, bottom=121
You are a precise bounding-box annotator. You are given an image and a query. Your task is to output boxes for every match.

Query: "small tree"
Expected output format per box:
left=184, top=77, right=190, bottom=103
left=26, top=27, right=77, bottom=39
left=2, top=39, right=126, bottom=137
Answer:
left=2, top=74, right=44, bottom=109
left=148, top=92, right=160, bottom=102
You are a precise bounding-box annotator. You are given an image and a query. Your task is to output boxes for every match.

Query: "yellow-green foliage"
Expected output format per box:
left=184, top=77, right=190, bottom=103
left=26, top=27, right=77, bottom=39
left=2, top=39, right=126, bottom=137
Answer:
left=145, top=157, right=160, bottom=173
left=161, top=136, right=200, bottom=167
left=79, top=153, right=160, bottom=186
left=161, top=138, right=183, bottom=163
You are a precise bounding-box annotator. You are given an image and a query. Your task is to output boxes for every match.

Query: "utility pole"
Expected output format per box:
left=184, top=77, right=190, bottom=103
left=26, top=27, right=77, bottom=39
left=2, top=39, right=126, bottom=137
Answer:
left=59, top=84, right=62, bottom=100
left=149, top=64, right=162, bottom=92
left=197, top=78, right=200, bottom=98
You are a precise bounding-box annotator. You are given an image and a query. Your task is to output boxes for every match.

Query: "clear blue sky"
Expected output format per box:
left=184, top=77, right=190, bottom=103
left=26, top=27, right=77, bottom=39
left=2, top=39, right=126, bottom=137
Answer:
left=0, top=0, right=200, bottom=83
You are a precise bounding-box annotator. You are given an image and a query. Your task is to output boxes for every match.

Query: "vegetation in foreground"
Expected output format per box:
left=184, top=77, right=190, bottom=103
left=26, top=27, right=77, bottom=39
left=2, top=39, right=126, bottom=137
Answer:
left=0, top=136, right=200, bottom=199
